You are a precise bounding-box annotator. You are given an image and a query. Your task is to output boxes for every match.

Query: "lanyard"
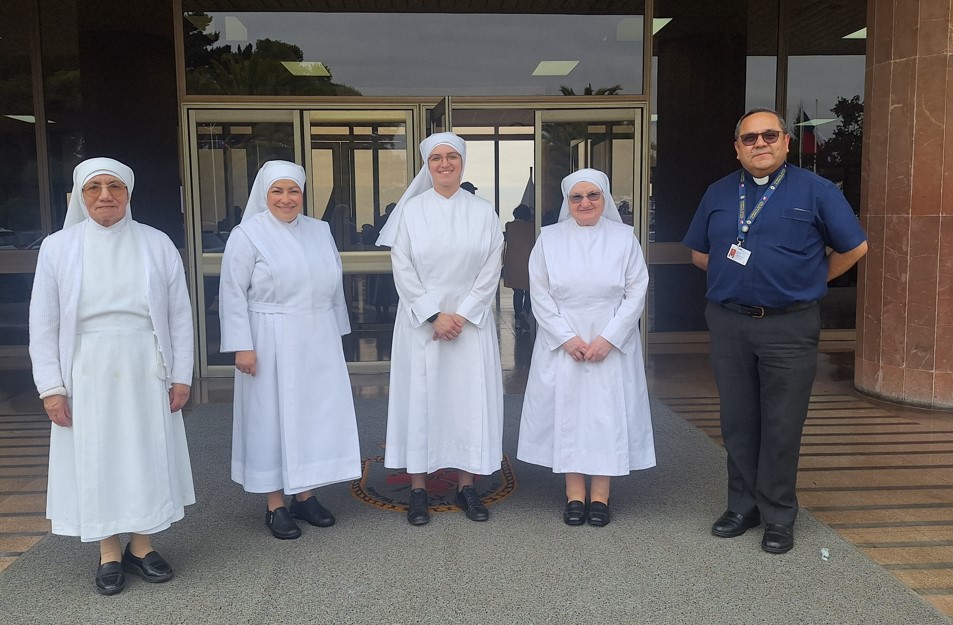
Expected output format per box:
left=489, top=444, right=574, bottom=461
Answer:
left=737, top=165, right=786, bottom=245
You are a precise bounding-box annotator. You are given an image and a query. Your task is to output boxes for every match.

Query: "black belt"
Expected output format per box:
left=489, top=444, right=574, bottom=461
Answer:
left=721, top=301, right=817, bottom=319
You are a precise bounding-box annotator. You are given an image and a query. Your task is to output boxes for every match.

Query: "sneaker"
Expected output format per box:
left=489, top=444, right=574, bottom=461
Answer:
left=455, top=485, right=489, bottom=521
left=407, top=488, right=430, bottom=526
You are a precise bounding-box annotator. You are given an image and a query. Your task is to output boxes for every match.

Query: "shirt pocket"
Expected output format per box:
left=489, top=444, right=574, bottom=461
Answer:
left=778, top=206, right=815, bottom=253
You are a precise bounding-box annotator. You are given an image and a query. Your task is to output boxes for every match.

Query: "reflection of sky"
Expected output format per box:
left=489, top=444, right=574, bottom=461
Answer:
left=786, top=55, right=865, bottom=141
left=201, top=12, right=644, bottom=96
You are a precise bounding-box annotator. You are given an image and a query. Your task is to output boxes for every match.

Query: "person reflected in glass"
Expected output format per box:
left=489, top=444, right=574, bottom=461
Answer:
left=376, top=132, right=504, bottom=525
left=503, top=203, right=535, bottom=333
left=29, top=157, right=195, bottom=595
left=219, top=161, right=361, bottom=540
left=517, top=169, right=656, bottom=526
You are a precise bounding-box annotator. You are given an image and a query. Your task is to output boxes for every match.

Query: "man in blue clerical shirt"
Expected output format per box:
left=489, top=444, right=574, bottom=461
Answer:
left=683, top=108, right=868, bottom=554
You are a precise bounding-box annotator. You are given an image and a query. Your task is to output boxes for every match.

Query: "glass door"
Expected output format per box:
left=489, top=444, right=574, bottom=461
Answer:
left=305, top=108, right=416, bottom=371
left=185, top=109, right=302, bottom=377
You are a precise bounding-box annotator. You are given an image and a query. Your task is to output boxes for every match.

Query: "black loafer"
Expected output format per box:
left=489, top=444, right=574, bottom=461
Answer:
left=121, top=545, right=174, bottom=583
left=588, top=501, right=611, bottom=527
left=711, top=510, right=761, bottom=538
left=407, top=488, right=431, bottom=526
left=95, top=560, right=125, bottom=595
left=455, top=485, right=489, bottom=521
left=289, top=495, right=335, bottom=527
left=265, top=506, right=301, bottom=539
left=762, top=523, right=794, bottom=554
left=563, top=500, right=586, bottom=526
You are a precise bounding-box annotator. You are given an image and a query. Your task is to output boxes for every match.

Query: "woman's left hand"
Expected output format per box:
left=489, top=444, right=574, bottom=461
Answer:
left=584, top=336, right=613, bottom=363
left=169, top=383, right=191, bottom=412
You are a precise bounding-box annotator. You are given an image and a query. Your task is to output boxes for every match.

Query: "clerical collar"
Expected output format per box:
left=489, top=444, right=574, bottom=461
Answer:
left=753, top=175, right=769, bottom=185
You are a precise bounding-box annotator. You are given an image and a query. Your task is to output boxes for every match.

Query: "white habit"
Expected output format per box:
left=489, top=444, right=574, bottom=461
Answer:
left=385, top=189, right=504, bottom=475
left=517, top=217, right=656, bottom=475
left=220, top=211, right=361, bottom=493
left=32, top=218, right=195, bottom=541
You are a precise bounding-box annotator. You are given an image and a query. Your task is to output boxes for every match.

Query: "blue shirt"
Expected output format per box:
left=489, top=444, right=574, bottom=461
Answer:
left=683, top=164, right=867, bottom=308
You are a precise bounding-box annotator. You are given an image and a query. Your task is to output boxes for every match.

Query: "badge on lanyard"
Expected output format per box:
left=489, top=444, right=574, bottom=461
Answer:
left=727, top=243, right=751, bottom=265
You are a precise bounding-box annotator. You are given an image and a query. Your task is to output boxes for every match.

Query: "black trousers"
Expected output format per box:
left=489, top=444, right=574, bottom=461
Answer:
left=705, top=301, right=820, bottom=525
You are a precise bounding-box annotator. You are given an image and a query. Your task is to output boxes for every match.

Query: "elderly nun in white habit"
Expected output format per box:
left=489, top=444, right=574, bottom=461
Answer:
left=219, top=160, right=361, bottom=540
left=29, top=157, right=195, bottom=595
left=517, top=168, right=655, bottom=527
left=377, top=132, right=504, bottom=526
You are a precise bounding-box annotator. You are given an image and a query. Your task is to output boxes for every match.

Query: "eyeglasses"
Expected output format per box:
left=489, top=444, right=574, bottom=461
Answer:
left=428, top=152, right=461, bottom=164
left=738, top=130, right=782, bottom=146
left=82, top=182, right=127, bottom=197
left=568, top=191, right=603, bottom=204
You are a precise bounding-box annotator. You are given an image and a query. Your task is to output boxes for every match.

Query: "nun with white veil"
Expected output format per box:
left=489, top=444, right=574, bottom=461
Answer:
left=219, top=160, right=361, bottom=541
left=29, top=157, right=195, bottom=595
left=377, top=132, right=504, bottom=526
left=517, top=169, right=655, bottom=527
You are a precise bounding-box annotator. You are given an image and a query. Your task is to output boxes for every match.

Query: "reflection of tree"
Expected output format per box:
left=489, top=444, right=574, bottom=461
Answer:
left=818, top=96, right=863, bottom=213
left=558, top=84, right=623, bottom=96
left=184, top=12, right=362, bottom=96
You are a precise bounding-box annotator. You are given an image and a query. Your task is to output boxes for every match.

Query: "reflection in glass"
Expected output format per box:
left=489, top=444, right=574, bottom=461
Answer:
left=182, top=8, right=644, bottom=97
left=309, top=118, right=409, bottom=251
left=341, top=273, right=394, bottom=363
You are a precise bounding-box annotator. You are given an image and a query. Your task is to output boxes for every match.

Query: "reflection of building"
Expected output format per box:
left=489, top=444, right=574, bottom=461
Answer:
left=0, top=0, right=948, bottom=407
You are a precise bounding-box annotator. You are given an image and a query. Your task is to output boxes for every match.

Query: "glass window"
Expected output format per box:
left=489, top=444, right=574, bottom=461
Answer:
left=182, top=4, right=645, bottom=97
left=0, top=0, right=42, bottom=243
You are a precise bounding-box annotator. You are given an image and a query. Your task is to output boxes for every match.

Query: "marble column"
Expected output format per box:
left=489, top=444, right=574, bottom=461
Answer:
left=856, top=0, right=953, bottom=408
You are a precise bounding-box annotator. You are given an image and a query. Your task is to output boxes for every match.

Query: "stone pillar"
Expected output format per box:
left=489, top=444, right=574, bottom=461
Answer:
left=856, top=0, right=953, bottom=408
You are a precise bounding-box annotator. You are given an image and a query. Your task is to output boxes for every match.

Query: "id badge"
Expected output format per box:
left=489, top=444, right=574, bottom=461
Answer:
left=727, top=243, right=751, bottom=266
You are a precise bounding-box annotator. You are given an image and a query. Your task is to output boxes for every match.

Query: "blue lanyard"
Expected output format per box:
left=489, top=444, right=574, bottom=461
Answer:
left=737, top=165, right=786, bottom=245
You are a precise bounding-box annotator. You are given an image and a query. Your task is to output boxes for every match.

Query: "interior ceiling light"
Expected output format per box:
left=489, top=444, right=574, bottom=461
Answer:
left=653, top=18, right=673, bottom=35
left=532, top=61, right=579, bottom=76
left=282, top=61, right=331, bottom=77
left=224, top=15, right=247, bottom=41
left=843, top=27, right=867, bottom=39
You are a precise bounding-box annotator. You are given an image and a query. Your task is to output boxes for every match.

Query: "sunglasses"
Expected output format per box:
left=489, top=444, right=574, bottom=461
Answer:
left=738, top=130, right=783, bottom=146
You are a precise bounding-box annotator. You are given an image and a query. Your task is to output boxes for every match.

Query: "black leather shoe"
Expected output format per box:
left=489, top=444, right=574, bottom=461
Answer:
left=289, top=495, right=335, bottom=527
left=711, top=510, right=761, bottom=538
left=95, top=560, right=125, bottom=595
left=563, top=500, right=586, bottom=526
left=407, top=488, right=431, bottom=526
left=588, top=501, right=611, bottom=527
left=121, top=545, right=174, bottom=583
left=455, top=485, right=489, bottom=521
left=762, top=523, right=794, bottom=554
left=265, top=506, right=301, bottom=539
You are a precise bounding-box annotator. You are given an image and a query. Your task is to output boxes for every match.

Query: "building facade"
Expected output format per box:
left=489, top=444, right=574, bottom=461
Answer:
left=0, top=0, right=949, bottom=407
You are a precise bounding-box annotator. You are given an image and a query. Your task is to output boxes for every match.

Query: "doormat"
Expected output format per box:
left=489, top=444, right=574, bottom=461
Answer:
left=351, top=453, right=517, bottom=513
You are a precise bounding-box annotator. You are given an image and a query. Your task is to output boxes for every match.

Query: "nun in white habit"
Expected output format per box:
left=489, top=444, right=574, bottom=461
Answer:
left=219, top=160, right=361, bottom=540
left=517, top=168, right=655, bottom=527
left=29, top=157, right=195, bottom=595
left=377, top=132, right=504, bottom=526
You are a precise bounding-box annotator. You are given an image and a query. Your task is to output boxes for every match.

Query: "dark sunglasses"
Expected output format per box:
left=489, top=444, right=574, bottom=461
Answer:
left=739, top=130, right=782, bottom=146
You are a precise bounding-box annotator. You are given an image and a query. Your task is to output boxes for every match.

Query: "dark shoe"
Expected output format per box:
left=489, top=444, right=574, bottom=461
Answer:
left=711, top=510, right=761, bottom=538
left=455, top=485, right=489, bottom=522
left=121, top=545, right=174, bottom=583
left=265, top=506, right=301, bottom=539
left=95, top=560, right=125, bottom=595
left=762, top=523, right=794, bottom=554
left=563, top=500, right=586, bottom=526
left=588, top=501, right=611, bottom=527
left=289, top=495, right=335, bottom=527
left=407, top=488, right=431, bottom=526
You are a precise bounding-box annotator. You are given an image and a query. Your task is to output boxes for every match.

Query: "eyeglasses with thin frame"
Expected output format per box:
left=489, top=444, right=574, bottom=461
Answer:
left=738, top=130, right=782, bottom=146
left=82, top=182, right=127, bottom=197
left=568, top=191, right=603, bottom=204
left=428, top=152, right=462, bottom=164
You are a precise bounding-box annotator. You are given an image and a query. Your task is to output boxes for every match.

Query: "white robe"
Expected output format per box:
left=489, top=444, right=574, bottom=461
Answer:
left=43, top=219, right=195, bottom=541
left=517, top=217, right=656, bottom=476
left=385, top=189, right=504, bottom=475
left=219, top=211, right=361, bottom=494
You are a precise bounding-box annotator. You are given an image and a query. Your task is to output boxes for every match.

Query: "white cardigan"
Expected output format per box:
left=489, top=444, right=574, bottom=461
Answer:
left=29, top=220, right=194, bottom=396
